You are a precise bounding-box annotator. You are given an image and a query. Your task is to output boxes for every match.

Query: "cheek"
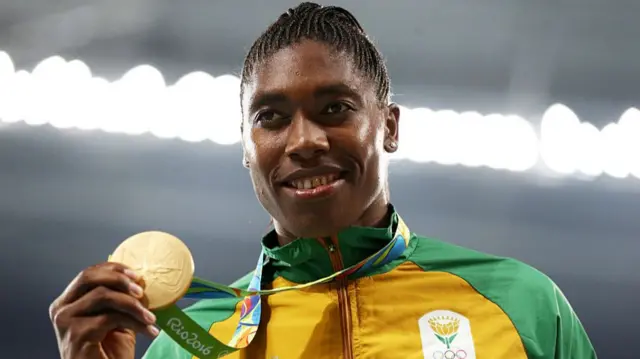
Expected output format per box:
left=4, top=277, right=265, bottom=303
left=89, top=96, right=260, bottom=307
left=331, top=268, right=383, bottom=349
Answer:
left=249, top=167, right=268, bottom=199
left=246, top=147, right=273, bottom=199
left=354, top=114, right=373, bottom=143
left=353, top=112, right=385, bottom=158
left=248, top=129, right=283, bottom=181
left=242, top=127, right=257, bottom=159
left=245, top=129, right=265, bottom=163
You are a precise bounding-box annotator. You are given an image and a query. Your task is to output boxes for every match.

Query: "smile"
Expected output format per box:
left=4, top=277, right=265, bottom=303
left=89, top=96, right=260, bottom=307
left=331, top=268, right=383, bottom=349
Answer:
left=282, top=172, right=346, bottom=200
left=288, top=173, right=340, bottom=190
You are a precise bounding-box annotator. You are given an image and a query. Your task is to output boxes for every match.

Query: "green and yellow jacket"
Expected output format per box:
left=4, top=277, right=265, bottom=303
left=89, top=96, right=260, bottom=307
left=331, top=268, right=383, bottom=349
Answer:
left=143, top=209, right=596, bottom=359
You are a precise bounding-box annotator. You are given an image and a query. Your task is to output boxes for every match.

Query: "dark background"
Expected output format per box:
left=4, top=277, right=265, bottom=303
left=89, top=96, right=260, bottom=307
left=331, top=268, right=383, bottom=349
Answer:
left=1, top=1, right=638, bottom=358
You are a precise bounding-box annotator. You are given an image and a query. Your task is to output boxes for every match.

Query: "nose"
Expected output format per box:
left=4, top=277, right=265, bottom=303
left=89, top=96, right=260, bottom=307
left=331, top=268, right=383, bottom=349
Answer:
left=284, top=114, right=329, bottom=161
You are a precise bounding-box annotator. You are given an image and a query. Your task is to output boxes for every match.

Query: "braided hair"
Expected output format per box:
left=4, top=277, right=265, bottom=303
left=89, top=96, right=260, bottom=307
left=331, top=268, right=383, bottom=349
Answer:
left=240, top=2, right=391, bottom=109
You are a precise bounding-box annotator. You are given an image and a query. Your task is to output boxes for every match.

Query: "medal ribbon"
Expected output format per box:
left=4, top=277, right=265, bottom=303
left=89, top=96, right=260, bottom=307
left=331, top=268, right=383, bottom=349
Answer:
left=150, top=216, right=411, bottom=358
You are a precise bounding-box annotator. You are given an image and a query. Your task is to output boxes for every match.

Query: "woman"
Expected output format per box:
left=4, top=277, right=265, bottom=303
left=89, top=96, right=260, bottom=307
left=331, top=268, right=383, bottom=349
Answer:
left=50, top=3, right=596, bottom=358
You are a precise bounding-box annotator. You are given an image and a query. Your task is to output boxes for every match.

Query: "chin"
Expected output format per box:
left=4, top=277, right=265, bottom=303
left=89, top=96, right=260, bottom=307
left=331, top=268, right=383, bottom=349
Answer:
left=268, top=183, right=362, bottom=237
left=285, top=211, right=350, bottom=238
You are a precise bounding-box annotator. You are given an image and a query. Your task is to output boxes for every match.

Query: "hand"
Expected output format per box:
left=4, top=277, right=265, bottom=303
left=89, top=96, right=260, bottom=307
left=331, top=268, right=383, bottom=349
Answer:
left=49, top=262, right=159, bottom=359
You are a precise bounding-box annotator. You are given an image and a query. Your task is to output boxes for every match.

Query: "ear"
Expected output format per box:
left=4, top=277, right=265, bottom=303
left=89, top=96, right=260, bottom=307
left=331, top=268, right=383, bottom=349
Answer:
left=241, top=139, right=250, bottom=169
left=240, top=121, right=251, bottom=168
left=383, top=103, right=400, bottom=153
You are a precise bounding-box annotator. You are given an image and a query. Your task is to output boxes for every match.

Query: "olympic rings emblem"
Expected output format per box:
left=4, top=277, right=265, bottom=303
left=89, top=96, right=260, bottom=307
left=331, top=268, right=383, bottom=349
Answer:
left=432, top=349, right=467, bottom=359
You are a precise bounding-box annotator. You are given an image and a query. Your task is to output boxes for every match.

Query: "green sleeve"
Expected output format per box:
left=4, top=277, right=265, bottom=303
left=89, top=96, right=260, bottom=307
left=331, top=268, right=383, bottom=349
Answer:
left=142, top=273, right=253, bottom=359
left=141, top=297, right=242, bottom=359
left=553, top=287, right=597, bottom=359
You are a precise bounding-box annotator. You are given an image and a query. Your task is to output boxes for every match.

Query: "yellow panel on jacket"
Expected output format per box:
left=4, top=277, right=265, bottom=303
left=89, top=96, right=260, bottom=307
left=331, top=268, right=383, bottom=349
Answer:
left=204, top=263, right=527, bottom=359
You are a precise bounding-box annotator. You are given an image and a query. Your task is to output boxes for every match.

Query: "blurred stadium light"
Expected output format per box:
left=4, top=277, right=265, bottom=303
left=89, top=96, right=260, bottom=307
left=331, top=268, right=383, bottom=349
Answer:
left=0, top=51, right=638, bottom=180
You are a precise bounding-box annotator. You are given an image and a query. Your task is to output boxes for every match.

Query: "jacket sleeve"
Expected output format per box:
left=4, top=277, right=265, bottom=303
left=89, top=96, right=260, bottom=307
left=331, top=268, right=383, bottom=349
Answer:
left=553, top=286, right=597, bottom=359
left=141, top=274, right=252, bottom=359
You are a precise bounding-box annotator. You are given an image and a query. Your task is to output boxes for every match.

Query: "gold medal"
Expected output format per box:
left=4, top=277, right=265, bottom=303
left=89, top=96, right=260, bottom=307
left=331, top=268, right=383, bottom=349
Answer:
left=109, top=231, right=194, bottom=310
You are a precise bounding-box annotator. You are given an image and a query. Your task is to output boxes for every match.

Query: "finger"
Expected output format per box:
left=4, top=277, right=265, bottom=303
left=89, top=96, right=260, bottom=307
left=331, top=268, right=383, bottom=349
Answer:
left=71, top=286, right=156, bottom=326
left=51, top=263, right=139, bottom=324
left=67, top=312, right=159, bottom=344
left=57, top=263, right=143, bottom=307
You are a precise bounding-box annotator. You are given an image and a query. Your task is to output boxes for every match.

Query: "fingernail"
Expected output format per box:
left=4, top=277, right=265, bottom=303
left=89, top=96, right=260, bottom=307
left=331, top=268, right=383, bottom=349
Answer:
left=129, top=282, right=144, bottom=297
left=124, top=269, right=139, bottom=280
left=143, top=309, right=156, bottom=324
left=148, top=325, right=160, bottom=337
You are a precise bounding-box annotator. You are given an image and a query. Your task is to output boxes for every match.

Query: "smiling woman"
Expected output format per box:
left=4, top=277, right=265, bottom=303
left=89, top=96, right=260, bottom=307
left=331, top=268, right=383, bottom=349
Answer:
left=241, top=39, right=398, bottom=241
left=237, top=3, right=398, bottom=241
left=50, top=2, right=597, bottom=359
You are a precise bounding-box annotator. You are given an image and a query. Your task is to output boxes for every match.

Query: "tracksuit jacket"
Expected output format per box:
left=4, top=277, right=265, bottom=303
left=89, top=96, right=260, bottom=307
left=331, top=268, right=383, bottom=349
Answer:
left=143, top=207, right=596, bottom=359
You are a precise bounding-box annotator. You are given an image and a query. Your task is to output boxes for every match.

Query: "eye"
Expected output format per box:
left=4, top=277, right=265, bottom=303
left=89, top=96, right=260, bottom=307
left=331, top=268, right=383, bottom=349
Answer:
left=322, top=102, right=353, bottom=115
left=255, top=111, right=287, bottom=126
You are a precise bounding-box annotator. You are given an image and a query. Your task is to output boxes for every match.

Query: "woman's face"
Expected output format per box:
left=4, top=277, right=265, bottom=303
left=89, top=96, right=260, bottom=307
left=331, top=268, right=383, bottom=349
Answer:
left=241, top=40, right=399, bottom=238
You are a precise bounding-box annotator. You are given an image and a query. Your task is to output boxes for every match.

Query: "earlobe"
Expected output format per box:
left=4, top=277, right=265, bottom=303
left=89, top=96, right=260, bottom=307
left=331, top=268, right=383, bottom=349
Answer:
left=384, top=141, right=397, bottom=153
left=384, top=103, right=400, bottom=153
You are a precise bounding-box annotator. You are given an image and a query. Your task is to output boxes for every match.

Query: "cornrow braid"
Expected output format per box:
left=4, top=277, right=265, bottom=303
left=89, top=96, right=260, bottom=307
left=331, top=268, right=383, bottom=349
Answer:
left=240, top=2, right=390, bottom=110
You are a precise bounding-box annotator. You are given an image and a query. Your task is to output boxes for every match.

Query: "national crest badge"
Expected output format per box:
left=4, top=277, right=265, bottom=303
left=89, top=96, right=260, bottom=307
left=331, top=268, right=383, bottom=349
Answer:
left=418, top=310, right=476, bottom=359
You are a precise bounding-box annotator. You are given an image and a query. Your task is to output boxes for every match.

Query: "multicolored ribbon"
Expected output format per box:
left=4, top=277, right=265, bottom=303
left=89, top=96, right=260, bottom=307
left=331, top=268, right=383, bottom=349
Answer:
left=152, top=216, right=411, bottom=358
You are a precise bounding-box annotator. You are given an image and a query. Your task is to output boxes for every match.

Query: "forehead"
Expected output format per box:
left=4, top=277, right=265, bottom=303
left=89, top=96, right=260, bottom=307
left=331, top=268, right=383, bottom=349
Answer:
left=244, top=40, right=373, bottom=107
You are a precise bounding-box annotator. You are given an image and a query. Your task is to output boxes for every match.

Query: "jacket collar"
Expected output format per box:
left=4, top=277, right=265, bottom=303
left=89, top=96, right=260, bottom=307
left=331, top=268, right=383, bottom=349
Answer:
left=260, top=204, right=414, bottom=284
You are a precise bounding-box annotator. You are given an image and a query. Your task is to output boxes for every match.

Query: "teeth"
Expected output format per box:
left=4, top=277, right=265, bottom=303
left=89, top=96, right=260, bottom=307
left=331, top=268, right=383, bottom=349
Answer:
left=291, top=174, right=339, bottom=190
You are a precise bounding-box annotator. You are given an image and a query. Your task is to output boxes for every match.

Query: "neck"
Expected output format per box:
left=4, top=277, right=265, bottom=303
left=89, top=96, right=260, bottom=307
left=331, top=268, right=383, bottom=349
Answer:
left=275, top=198, right=391, bottom=246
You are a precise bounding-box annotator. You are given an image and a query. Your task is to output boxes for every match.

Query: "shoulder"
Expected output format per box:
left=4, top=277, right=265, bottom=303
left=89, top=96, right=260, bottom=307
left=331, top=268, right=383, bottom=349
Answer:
left=142, top=273, right=252, bottom=359
left=409, top=233, right=557, bottom=300
left=409, top=233, right=594, bottom=357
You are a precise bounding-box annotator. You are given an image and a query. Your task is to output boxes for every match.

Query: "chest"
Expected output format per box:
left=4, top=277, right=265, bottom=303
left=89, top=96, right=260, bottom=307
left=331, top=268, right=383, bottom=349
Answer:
left=211, top=269, right=529, bottom=359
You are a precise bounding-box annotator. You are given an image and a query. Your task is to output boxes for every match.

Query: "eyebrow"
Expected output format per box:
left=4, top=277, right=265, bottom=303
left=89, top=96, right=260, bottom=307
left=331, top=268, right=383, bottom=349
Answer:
left=248, top=83, right=362, bottom=115
left=313, top=83, right=361, bottom=99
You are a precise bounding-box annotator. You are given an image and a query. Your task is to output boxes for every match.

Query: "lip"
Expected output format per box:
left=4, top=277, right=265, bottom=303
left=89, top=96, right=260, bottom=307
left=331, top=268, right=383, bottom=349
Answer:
left=282, top=178, right=346, bottom=200
left=277, top=165, right=346, bottom=185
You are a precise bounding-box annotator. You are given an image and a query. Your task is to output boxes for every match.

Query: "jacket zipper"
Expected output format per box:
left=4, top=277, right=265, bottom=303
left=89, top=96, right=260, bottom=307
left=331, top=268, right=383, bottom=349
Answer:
left=322, top=236, right=354, bottom=359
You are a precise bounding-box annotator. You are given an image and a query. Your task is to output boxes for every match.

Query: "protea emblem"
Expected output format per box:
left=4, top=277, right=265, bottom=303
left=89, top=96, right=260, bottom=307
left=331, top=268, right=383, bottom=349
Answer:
left=428, top=316, right=460, bottom=349
left=419, top=310, right=476, bottom=359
